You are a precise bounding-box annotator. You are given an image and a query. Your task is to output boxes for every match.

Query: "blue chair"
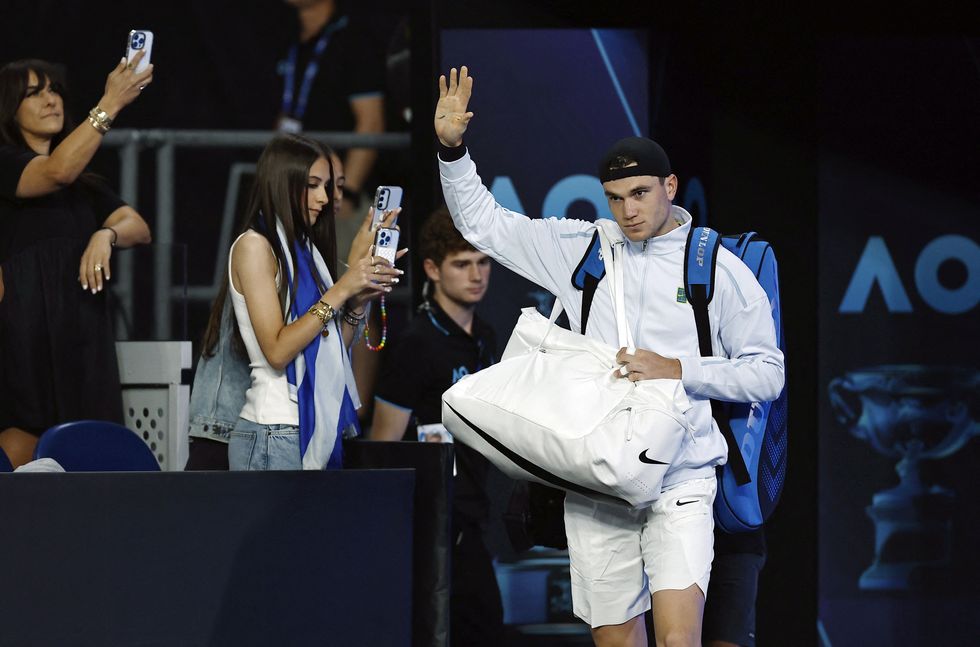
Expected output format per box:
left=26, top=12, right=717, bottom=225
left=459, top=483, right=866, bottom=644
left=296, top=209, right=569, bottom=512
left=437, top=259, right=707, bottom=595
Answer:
left=34, top=420, right=161, bottom=472
left=0, top=446, right=12, bottom=472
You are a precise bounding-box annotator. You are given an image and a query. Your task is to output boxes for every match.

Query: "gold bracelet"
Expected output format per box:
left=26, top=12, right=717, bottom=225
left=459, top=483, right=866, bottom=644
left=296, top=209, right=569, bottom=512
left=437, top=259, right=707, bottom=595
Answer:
left=87, top=106, right=113, bottom=135
left=308, top=300, right=337, bottom=336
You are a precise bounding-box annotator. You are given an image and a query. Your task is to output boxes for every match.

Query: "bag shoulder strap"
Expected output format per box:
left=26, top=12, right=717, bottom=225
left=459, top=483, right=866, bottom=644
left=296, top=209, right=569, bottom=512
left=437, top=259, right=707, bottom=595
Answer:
left=595, top=220, right=633, bottom=351
left=721, top=231, right=758, bottom=260
left=684, top=226, right=750, bottom=486
left=546, top=221, right=630, bottom=349
left=683, top=226, right=721, bottom=357
left=572, top=230, right=604, bottom=334
left=572, top=220, right=626, bottom=341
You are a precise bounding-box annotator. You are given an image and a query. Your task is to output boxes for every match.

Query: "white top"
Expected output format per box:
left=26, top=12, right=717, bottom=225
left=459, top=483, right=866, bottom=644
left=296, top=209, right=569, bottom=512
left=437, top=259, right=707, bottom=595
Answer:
left=228, top=232, right=299, bottom=425
left=439, top=150, right=785, bottom=487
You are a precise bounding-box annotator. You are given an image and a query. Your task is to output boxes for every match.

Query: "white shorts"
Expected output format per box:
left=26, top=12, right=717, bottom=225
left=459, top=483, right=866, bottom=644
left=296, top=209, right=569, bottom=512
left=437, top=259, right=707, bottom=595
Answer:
left=564, top=476, right=717, bottom=628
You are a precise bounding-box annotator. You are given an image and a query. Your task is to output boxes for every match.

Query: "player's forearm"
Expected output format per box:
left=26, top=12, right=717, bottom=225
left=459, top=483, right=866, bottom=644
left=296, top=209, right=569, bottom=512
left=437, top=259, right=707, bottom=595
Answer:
left=679, top=296, right=785, bottom=402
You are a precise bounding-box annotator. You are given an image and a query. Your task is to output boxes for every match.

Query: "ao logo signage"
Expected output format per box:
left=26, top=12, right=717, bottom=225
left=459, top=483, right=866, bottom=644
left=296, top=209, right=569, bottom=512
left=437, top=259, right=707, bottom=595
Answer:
left=488, top=175, right=708, bottom=226
left=839, top=235, right=979, bottom=314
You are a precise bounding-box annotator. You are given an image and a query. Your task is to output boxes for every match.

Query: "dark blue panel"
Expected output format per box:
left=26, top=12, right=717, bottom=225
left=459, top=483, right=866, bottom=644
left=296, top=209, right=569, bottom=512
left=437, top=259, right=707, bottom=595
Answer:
left=0, top=470, right=414, bottom=646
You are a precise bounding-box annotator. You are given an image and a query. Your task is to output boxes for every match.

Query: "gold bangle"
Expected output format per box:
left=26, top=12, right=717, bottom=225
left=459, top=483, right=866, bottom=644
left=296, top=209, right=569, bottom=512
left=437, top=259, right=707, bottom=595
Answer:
left=319, top=300, right=337, bottom=321
left=308, top=300, right=337, bottom=326
left=88, top=106, right=113, bottom=134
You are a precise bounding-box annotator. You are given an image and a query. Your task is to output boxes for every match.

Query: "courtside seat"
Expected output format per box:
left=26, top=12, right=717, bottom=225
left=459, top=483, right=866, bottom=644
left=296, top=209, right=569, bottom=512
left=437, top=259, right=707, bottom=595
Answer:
left=34, top=420, right=161, bottom=472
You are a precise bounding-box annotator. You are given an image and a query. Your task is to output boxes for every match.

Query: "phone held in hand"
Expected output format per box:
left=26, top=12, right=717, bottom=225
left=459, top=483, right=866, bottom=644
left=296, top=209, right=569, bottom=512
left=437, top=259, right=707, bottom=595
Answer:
left=374, top=227, right=400, bottom=265
left=126, top=30, right=154, bottom=73
left=371, top=185, right=403, bottom=229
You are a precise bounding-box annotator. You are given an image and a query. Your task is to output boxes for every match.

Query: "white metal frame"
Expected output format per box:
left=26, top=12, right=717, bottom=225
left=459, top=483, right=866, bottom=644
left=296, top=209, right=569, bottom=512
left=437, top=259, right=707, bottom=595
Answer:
left=116, top=341, right=192, bottom=470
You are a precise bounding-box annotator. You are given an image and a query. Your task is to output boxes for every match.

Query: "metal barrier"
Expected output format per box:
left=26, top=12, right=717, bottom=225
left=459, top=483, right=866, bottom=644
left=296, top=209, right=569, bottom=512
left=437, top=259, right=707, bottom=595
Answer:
left=101, top=129, right=411, bottom=339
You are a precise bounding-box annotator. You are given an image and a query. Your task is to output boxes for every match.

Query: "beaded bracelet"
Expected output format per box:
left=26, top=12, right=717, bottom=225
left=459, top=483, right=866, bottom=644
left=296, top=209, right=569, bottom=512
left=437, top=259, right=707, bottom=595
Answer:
left=363, top=295, right=388, bottom=351
left=342, top=307, right=365, bottom=327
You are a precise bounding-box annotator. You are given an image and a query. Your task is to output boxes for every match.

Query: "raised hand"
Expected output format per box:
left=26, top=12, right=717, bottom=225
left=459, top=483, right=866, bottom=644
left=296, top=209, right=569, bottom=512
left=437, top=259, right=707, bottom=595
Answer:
left=100, top=50, right=154, bottom=117
left=434, top=66, right=474, bottom=147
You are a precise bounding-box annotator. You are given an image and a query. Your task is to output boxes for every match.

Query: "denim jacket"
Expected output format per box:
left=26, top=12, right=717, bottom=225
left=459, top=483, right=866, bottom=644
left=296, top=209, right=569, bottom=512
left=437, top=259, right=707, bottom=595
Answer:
left=187, top=298, right=250, bottom=443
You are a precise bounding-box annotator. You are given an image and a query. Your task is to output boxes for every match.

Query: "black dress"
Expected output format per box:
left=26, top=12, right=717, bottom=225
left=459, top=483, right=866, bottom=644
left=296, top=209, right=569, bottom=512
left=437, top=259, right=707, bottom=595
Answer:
left=0, top=144, right=125, bottom=434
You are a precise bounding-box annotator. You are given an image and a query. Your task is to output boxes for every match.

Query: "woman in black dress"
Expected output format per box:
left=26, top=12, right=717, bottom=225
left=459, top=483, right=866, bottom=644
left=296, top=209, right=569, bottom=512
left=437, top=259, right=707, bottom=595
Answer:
left=0, top=54, right=154, bottom=467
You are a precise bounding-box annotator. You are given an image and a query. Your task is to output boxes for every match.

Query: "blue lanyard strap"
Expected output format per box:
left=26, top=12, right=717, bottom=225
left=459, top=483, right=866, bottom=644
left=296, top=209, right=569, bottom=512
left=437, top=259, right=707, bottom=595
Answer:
left=281, top=15, right=349, bottom=120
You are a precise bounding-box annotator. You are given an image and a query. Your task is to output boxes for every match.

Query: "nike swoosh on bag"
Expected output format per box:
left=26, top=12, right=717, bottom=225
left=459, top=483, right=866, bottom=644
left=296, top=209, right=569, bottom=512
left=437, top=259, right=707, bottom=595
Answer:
left=676, top=499, right=698, bottom=506
left=444, top=403, right=631, bottom=507
left=638, top=450, right=668, bottom=465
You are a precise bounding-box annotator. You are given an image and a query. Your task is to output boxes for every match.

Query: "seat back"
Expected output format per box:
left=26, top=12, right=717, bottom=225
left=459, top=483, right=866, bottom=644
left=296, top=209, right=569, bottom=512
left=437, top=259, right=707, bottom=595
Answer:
left=35, top=420, right=161, bottom=472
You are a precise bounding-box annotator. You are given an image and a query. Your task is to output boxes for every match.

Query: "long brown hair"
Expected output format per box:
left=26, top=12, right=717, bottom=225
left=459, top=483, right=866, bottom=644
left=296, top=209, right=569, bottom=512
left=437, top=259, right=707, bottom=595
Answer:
left=201, top=134, right=337, bottom=357
left=0, top=59, right=74, bottom=149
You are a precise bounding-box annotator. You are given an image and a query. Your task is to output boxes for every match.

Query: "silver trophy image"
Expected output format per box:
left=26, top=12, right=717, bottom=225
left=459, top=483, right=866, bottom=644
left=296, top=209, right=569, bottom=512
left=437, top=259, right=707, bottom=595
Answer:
left=828, top=365, right=979, bottom=590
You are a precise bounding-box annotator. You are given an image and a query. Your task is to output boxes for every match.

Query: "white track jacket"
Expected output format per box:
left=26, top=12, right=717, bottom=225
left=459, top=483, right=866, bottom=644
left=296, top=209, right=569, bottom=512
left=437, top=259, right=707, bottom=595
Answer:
left=440, top=150, right=785, bottom=487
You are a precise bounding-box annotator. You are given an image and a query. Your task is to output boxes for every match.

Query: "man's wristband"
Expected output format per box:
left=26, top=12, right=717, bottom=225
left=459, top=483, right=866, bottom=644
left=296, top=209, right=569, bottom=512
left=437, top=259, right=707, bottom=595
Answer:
left=438, top=142, right=466, bottom=162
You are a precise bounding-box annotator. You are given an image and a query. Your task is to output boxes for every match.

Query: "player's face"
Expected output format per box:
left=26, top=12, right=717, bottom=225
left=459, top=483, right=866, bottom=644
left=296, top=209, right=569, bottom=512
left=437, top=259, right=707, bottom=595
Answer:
left=16, top=71, right=64, bottom=142
left=305, top=156, right=331, bottom=225
left=430, top=250, right=491, bottom=307
left=603, top=174, right=679, bottom=242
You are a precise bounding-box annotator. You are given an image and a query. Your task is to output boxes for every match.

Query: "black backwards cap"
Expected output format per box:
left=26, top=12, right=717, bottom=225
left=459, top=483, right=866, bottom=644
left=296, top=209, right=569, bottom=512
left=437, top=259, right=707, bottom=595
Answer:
left=598, top=136, right=671, bottom=184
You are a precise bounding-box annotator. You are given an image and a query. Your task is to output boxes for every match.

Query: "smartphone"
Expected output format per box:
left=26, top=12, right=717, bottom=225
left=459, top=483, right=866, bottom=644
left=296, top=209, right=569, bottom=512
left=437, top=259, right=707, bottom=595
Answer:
left=371, top=185, right=403, bottom=229
left=374, top=227, right=400, bottom=265
left=126, top=30, right=154, bottom=74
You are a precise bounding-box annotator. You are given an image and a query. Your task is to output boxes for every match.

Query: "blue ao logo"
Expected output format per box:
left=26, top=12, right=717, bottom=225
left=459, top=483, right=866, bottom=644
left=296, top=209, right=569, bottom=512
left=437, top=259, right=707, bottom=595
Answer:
left=839, top=235, right=979, bottom=314
left=452, top=366, right=469, bottom=384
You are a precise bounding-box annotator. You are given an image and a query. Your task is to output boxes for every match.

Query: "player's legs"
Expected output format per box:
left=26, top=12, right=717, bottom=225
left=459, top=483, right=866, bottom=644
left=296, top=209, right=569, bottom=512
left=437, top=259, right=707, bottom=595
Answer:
left=591, top=613, right=647, bottom=647
left=564, top=492, right=650, bottom=644
left=651, top=583, right=705, bottom=647
left=641, top=476, right=717, bottom=647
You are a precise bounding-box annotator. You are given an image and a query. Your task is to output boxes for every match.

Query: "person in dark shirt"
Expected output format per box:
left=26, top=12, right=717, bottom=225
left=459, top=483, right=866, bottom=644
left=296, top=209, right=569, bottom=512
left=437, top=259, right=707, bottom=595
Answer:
left=277, top=0, right=384, bottom=218
left=0, top=57, right=152, bottom=467
left=370, top=206, right=502, bottom=647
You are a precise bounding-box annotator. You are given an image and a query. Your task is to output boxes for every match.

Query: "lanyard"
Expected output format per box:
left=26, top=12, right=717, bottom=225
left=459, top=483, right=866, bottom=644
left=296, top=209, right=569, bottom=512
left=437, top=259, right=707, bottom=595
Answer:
left=281, top=15, right=348, bottom=121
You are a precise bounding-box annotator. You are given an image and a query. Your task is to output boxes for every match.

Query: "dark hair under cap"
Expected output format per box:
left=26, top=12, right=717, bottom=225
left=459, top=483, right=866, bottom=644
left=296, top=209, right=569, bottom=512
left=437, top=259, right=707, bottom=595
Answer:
left=598, top=136, right=672, bottom=184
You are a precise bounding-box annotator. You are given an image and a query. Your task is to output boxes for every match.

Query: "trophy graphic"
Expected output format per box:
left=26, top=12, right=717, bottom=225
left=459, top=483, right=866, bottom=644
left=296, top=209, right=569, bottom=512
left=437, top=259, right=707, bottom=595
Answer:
left=828, top=365, right=979, bottom=591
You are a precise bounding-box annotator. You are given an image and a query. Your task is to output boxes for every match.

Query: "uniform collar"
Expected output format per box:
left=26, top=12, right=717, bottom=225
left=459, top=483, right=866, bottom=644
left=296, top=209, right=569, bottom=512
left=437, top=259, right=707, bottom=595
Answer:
left=422, top=299, right=487, bottom=340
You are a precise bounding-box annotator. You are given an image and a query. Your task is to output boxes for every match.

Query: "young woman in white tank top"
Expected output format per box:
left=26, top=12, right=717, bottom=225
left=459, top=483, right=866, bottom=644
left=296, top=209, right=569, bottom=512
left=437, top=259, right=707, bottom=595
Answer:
left=201, top=134, right=403, bottom=470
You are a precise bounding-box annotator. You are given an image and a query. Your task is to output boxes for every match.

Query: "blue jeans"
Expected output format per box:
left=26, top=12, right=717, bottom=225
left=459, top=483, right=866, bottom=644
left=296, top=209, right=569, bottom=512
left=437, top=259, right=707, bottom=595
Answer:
left=229, top=418, right=302, bottom=470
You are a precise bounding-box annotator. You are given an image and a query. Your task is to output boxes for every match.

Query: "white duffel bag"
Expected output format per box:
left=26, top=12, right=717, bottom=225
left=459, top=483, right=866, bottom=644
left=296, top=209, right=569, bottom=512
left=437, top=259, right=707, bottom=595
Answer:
left=442, top=221, right=691, bottom=509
